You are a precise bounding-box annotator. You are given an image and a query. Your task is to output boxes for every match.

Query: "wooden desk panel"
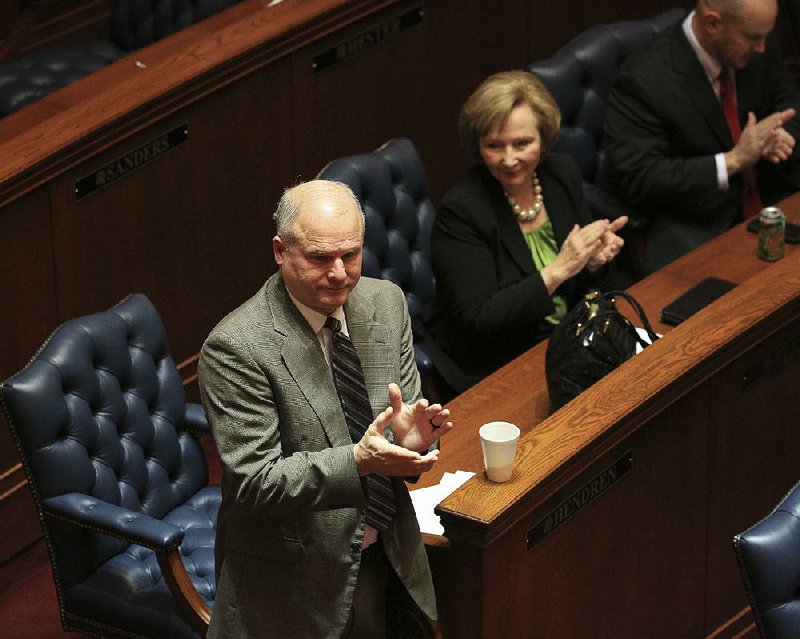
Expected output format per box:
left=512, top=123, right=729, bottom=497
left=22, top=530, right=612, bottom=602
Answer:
left=0, top=187, right=57, bottom=561
left=426, top=204, right=800, bottom=638
left=476, top=393, right=709, bottom=638
left=289, top=0, right=529, bottom=200
left=0, top=0, right=113, bottom=60
left=0, top=187, right=57, bottom=382
left=46, top=60, right=294, bottom=361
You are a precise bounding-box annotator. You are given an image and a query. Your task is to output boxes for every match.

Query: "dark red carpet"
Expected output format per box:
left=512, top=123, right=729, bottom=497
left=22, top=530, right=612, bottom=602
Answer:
left=0, top=539, right=87, bottom=638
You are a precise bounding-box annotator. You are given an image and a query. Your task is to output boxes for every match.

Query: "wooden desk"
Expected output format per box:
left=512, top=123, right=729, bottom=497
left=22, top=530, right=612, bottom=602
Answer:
left=423, top=196, right=800, bottom=638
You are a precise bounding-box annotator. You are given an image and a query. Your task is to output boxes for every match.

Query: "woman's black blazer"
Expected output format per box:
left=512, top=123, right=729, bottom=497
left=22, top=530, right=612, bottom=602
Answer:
left=430, top=152, right=596, bottom=387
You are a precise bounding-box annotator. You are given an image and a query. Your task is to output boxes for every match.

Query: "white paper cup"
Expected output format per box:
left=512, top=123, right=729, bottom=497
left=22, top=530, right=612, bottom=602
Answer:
left=479, top=421, right=520, bottom=483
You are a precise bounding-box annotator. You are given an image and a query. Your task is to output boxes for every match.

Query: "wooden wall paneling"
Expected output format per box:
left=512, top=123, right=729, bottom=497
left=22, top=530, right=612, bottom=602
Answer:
left=17, top=0, right=113, bottom=56
left=0, top=187, right=57, bottom=381
left=289, top=0, right=529, bottom=202
left=47, top=57, right=294, bottom=366
left=0, top=2, right=27, bottom=60
left=395, top=0, right=529, bottom=203
left=48, top=114, right=206, bottom=341
left=0, top=462, right=41, bottom=563
left=0, top=0, right=113, bottom=61
left=290, top=0, right=436, bottom=181
left=524, top=0, right=693, bottom=63
left=179, top=58, right=295, bottom=342
left=0, top=186, right=57, bottom=563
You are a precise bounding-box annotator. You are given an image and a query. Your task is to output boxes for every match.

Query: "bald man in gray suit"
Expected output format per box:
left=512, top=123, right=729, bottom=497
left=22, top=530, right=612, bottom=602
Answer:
left=199, top=180, right=453, bottom=638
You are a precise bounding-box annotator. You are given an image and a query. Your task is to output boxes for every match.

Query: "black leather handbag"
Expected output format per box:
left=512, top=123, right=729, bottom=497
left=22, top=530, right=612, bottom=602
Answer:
left=545, top=290, right=659, bottom=409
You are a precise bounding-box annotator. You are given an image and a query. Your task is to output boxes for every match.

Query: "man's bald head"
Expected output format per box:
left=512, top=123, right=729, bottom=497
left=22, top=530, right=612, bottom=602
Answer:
left=694, top=0, right=777, bottom=68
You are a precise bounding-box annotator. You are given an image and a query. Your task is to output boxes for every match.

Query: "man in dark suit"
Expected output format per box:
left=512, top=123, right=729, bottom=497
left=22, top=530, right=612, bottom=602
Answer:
left=198, top=180, right=453, bottom=638
left=605, top=0, right=800, bottom=272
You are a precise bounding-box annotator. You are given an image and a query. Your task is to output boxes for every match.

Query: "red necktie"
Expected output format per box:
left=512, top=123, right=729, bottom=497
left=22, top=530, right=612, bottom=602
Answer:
left=719, top=67, right=762, bottom=219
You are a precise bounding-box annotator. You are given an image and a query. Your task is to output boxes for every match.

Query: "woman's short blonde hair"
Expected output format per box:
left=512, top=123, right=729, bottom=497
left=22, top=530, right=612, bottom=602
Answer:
left=458, top=70, right=561, bottom=160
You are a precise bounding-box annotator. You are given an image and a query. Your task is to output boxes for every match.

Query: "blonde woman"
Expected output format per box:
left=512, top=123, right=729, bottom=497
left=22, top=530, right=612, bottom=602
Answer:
left=431, top=70, right=627, bottom=390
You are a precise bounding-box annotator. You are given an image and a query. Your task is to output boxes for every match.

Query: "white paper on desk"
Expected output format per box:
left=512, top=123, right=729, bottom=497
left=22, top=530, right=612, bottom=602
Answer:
left=635, top=327, right=660, bottom=353
left=409, top=471, right=475, bottom=536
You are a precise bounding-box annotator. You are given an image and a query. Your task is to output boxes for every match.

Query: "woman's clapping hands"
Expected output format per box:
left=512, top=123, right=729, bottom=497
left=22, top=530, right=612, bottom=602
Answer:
left=541, top=216, right=628, bottom=294
left=587, top=215, right=628, bottom=271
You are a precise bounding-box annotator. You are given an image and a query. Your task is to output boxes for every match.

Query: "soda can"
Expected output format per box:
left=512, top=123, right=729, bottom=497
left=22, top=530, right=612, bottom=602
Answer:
left=757, top=206, right=785, bottom=261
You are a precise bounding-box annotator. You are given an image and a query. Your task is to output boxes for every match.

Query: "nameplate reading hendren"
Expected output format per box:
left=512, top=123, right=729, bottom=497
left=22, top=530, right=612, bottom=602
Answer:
left=74, top=124, right=189, bottom=200
left=312, top=7, right=424, bottom=72
left=526, top=452, right=633, bottom=551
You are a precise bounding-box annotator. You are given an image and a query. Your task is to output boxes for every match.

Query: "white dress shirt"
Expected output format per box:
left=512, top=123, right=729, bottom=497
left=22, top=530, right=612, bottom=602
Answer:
left=683, top=10, right=734, bottom=190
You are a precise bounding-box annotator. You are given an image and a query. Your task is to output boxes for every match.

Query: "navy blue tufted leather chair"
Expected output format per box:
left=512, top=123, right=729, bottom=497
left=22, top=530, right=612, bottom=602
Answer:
left=0, top=293, right=218, bottom=639
left=317, top=138, right=437, bottom=372
left=734, top=482, right=800, bottom=638
left=0, top=0, right=242, bottom=118
left=524, top=8, right=685, bottom=221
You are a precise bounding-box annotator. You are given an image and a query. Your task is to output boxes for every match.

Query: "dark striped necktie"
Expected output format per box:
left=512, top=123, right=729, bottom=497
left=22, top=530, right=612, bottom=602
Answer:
left=325, top=316, right=396, bottom=532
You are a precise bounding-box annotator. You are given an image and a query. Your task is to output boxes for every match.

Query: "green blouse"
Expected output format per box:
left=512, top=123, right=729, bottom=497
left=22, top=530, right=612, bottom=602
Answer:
left=523, top=219, right=568, bottom=325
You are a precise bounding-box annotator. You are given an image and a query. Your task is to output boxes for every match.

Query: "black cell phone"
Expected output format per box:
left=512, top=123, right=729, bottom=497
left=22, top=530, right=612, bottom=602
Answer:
left=746, top=217, right=800, bottom=244
left=660, top=277, right=737, bottom=326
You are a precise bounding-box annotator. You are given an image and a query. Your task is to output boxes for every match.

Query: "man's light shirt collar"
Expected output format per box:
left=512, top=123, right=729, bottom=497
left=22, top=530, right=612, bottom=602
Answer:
left=287, top=291, right=348, bottom=336
left=684, top=10, right=725, bottom=96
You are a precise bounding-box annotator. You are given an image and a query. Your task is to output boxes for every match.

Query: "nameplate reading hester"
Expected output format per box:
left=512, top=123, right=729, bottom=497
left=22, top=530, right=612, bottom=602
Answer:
left=526, top=452, right=633, bottom=550
left=312, top=7, right=424, bottom=72
left=75, top=124, right=189, bottom=200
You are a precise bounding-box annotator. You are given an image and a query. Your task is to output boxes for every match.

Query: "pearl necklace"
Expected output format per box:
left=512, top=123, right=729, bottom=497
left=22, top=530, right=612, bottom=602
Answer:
left=505, top=172, right=543, bottom=222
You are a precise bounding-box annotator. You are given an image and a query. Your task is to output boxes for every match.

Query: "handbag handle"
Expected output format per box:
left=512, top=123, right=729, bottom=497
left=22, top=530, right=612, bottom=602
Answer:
left=601, top=290, right=660, bottom=345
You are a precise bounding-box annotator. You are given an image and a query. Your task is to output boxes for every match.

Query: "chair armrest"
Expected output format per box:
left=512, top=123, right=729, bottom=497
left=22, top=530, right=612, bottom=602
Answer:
left=184, top=402, right=210, bottom=435
left=45, top=493, right=212, bottom=636
left=43, top=493, right=184, bottom=551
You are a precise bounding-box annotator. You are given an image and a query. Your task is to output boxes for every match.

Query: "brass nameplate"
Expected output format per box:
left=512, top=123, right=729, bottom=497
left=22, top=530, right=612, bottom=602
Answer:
left=312, top=7, right=424, bottom=72
left=744, top=335, right=800, bottom=388
left=75, top=124, right=189, bottom=200
left=526, top=452, right=633, bottom=550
